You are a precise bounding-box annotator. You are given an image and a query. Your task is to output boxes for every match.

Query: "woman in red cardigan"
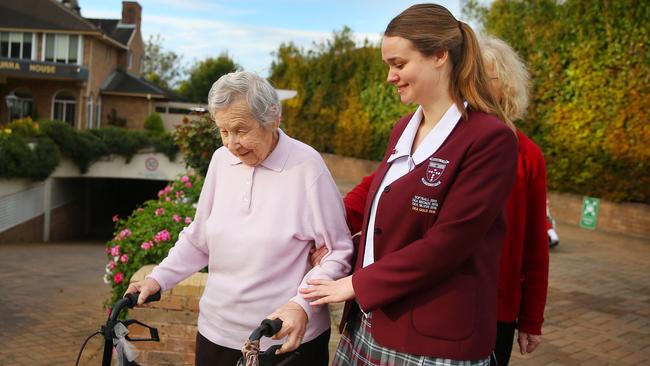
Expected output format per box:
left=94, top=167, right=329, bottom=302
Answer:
left=481, top=36, right=549, bottom=366
left=302, top=4, right=518, bottom=366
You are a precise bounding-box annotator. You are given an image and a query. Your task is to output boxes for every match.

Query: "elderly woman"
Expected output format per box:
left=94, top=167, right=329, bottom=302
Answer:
left=127, top=71, right=353, bottom=366
left=480, top=36, right=549, bottom=366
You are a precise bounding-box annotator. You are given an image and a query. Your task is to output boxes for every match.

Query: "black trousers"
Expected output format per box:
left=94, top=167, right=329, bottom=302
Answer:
left=491, top=321, right=516, bottom=366
left=195, top=329, right=330, bottom=366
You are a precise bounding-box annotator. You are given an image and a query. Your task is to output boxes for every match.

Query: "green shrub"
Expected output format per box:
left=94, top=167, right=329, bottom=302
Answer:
left=104, top=172, right=203, bottom=309
left=144, top=112, right=165, bottom=134
left=28, top=136, right=61, bottom=181
left=0, top=133, right=32, bottom=178
left=173, top=115, right=222, bottom=176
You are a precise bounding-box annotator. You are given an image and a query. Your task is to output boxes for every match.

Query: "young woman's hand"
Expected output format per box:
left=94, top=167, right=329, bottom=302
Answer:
left=299, top=275, right=355, bottom=305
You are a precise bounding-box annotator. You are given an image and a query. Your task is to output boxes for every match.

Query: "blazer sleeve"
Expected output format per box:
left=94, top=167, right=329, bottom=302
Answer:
left=344, top=173, right=375, bottom=234
left=353, top=126, right=518, bottom=312
left=517, top=143, right=550, bottom=335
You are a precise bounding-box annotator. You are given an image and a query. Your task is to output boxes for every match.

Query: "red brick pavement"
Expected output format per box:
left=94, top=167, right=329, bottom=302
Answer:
left=0, top=242, right=109, bottom=366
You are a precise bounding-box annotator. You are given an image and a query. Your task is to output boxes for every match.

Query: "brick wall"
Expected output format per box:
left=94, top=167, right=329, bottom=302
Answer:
left=0, top=201, right=83, bottom=244
left=127, top=265, right=205, bottom=365
left=101, top=94, right=154, bottom=129
left=548, top=191, right=650, bottom=239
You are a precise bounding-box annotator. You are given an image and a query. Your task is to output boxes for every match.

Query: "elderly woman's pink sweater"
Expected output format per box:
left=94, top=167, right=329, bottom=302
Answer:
left=148, top=129, right=353, bottom=350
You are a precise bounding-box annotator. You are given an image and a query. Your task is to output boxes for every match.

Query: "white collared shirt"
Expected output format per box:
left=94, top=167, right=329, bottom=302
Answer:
left=362, top=103, right=465, bottom=267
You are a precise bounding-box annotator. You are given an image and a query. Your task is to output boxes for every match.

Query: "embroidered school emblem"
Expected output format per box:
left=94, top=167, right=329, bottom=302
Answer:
left=422, top=157, right=449, bottom=187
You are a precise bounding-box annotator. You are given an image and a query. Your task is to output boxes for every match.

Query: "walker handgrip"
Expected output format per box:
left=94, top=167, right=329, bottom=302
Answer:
left=260, top=318, right=283, bottom=337
left=124, top=291, right=162, bottom=308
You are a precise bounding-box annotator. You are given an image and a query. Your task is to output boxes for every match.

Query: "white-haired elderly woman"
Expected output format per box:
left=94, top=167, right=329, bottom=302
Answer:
left=127, top=71, right=353, bottom=366
left=480, top=36, right=550, bottom=366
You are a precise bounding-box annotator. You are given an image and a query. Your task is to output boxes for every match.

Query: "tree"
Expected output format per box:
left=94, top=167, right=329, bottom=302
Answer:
left=177, top=54, right=240, bottom=103
left=142, top=34, right=183, bottom=90
left=465, top=0, right=650, bottom=203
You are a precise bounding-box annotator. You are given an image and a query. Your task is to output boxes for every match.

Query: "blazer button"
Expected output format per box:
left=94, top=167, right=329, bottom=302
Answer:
left=383, top=185, right=391, bottom=192
left=374, top=227, right=382, bottom=235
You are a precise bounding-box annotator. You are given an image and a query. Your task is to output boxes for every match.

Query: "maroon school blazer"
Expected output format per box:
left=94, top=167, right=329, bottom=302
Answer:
left=342, top=109, right=518, bottom=360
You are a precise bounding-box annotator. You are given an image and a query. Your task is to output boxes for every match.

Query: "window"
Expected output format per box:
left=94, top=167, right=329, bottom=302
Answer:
left=168, top=107, right=191, bottom=114
left=0, top=32, right=33, bottom=59
left=155, top=106, right=167, bottom=113
left=7, top=91, right=33, bottom=121
left=53, top=91, right=76, bottom=126
left=44, top=34, right=81, bottom=64
left=95, top=97, right=102, bottom=128
left=86, top=95, right=94, bottom=129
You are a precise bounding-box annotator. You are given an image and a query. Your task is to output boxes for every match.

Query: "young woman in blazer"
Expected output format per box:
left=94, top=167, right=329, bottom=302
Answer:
left=301, top=4, right=518, bottom=365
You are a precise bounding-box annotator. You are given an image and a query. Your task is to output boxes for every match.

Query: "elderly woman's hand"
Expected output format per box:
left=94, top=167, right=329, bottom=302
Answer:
left=266, top=301, right=307, bottom=355
left=300, top=275, right=355, bottom=305
left=125, top=278, right=161, bottom=306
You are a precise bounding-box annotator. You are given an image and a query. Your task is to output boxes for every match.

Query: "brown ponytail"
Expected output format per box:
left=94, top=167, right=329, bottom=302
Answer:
left=385, top=4, right=515, bottom=131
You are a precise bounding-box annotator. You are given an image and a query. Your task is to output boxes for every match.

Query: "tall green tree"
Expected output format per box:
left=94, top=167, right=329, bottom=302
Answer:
left=177, top=54, right=240, bottom=103
left=464, top=0, right=650, bottom=203
left=142, top=34, right=183, bottom=89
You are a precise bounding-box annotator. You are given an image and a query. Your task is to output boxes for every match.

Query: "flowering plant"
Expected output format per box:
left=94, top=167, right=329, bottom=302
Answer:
left=104, top=171, right=203, bottom=307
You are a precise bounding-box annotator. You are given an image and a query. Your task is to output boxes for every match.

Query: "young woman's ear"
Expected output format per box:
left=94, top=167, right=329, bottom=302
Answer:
left=432, top=50, right=449, bottom=67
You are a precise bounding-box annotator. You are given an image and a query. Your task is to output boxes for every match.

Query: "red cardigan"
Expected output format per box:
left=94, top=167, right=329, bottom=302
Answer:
left=343, top=129, right=549, bottom=339
left=498, top=130, right=549, bottom=334
left=341, top=110, right=518, bottom=360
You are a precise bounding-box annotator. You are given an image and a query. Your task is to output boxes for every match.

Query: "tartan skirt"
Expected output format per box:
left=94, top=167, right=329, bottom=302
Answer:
left=332, top=309, right=490, bottom=366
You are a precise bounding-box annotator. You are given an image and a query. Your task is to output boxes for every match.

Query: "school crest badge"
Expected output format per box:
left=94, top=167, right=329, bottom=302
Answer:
left=421, top=157, right=449, bottom=187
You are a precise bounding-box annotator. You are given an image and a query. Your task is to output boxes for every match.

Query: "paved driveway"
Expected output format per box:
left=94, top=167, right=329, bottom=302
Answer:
left=0, top=222, right=649, bottom=365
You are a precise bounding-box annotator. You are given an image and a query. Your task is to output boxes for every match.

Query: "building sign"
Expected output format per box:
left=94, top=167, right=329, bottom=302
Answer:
left=580, top=196, right=600, bottom=230
left=0, top=58, right=88, bottom=81
left=145, top=157, right=159, bottom=171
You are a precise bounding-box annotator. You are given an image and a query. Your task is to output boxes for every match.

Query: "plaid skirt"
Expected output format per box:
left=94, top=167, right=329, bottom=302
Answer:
left=332, top=310, right=489, bottom=366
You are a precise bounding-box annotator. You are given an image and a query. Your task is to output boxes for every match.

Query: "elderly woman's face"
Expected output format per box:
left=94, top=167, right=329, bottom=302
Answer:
left=214, top=99, right=279, bottom=167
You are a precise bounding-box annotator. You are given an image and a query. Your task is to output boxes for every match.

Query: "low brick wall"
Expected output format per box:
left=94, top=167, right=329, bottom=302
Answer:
left=548, top=191, right=650, bottom=239
left=127, top=265, right=206, bottom=366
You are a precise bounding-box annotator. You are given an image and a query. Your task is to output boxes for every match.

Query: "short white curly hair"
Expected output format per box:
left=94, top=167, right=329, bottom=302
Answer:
left=480, top=36, right=530, bottom=123
left=207, top=71, right=281, bottom=127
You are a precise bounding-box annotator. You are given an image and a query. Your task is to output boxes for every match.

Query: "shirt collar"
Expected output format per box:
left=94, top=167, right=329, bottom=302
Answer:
left=387, top=103, right=465, bottom=165
left=226, top=128, right=290, bottom=172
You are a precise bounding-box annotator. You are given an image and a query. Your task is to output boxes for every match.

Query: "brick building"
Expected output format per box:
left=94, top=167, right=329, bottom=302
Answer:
left=0, top=0, right=180, bottom=129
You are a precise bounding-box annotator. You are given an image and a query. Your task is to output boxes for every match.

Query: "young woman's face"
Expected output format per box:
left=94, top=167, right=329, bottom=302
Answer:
left=381, top=36, right=444, bottom=106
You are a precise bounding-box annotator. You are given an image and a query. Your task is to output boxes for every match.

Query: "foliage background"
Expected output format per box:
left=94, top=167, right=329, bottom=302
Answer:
left=464, top=0, right=649, bottom=203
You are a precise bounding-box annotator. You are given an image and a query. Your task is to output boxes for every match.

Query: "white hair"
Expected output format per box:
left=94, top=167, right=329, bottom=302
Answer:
left=480, top=35, right=530, bottom=122
left=207, top=71, right=281, bottom=127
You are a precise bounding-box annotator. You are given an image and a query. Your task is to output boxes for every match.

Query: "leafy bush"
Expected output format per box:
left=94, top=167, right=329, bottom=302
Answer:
left=0, top=119, right=180, bottom=179
left=465, top=0, right=650, bottom=203
left=104, top=172, right=203, bottom=307
left=144, top=112, right=165, bottom=134
left=173, top=115, right=222, bottom=176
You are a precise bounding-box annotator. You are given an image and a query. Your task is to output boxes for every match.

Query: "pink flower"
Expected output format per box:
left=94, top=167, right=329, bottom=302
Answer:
left=172, top=214, right=181, bottom=222
left=154, top=229, right=171, bottom=243
left=113, top=272, right=124, bottom=284
left=140, top=241, right=153, bottom=250
left=112, top=214, right=119, bottom=222
left=175, top=190, right=185, bottom=198
left=155, top=207, right=165, bottom=216
left=137, top=208, right=144, bottom=212
left=184, top=217, right=192, bottom=224
left=117, top=229, right=131, bottom=240
left=158, top=190, right=165, bottom=198
left=165, top=197, right=171, bottom=202
left=110, top=245, right=120, bottom=256
left=181, top=175, right=190, bottom=183
left=107, top=260, right=116, bottom=270
left=185, top=182, right=193, bottom=188
left=120, top=254, right=129, bottom=263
